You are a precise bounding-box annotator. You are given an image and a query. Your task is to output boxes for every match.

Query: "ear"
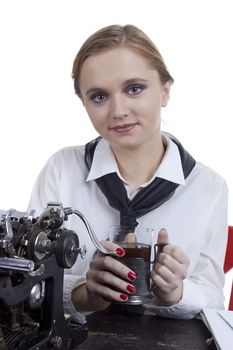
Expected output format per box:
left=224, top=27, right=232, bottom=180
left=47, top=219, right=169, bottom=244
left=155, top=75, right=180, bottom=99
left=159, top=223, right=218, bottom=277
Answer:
left=161, top=80, right=173, bottom=107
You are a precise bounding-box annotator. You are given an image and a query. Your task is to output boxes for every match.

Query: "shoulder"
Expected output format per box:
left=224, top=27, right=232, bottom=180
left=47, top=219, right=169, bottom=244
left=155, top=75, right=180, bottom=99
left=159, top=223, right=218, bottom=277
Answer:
left=51, top=144, right=85, bottom=160
left=35, top=145, right=87, bottom=180
left=194, top=161, right=226, bottom=184
left=45, top=145, right=85, bottom=167
left=189, top=161, right=228, bottom=195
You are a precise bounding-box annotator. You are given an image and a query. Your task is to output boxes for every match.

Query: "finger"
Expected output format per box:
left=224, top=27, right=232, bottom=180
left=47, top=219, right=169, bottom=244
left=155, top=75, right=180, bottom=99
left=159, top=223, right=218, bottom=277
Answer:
left=162, top=245, right=190, bottom=266
left=87, top=268, right=136, bottom=295
left=151, top=262, right=184, bottom=292
left=157, top=228, right=169, bottom=244
left=90, top=255, right=137, bottom=282
left=153, top=259, right=187, bottom=283
left=86, top=279, right=129, bottom=302
left=155, top=251, right=189, bottom=279
left=99, top=240, right=125, bottom=257
left=151, top=270, right=179, bottom=293
left=124, top=232, right=137, bottom=243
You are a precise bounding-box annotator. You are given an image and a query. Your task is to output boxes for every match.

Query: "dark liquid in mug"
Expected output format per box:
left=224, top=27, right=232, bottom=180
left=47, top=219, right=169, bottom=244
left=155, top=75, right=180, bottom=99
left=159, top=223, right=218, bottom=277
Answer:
left=119, top=242, right=151, bottom=261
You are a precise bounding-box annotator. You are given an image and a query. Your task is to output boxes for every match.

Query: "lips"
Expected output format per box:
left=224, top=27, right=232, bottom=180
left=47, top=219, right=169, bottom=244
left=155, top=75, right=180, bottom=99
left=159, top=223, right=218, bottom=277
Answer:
left=110, top=123, right=138, bottom=133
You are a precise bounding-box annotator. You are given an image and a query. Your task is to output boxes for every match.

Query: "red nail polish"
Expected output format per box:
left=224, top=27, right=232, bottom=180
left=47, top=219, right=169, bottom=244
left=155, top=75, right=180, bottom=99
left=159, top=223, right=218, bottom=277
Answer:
left=116, top=247, right=125, bottom=256
left=127, top=285, right=136, bottom=294
left=128, top=271, right=136, bottom=280
left=120, top=294, right=128, bottom=301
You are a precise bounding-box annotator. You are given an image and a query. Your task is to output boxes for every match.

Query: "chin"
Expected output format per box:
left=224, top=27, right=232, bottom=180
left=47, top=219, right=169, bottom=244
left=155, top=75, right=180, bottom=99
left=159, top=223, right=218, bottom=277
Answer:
left=110, top=139, right=143, bottom=151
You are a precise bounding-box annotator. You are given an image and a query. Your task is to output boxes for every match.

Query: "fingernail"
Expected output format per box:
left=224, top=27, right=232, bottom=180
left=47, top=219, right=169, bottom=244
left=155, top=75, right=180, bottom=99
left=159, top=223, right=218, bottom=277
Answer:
left=120, top=294, right=128, bottom=301
left=127, top=285, right=136, bottom=294
left=116, top=247, right=125, bottom=256
left=128, top=271, right=136, bottom=280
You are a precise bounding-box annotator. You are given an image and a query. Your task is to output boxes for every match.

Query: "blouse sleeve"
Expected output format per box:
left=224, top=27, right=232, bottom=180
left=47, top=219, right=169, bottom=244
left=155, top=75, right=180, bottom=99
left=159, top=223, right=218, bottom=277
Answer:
left=145, top=180, right=228, bottom=319
left=27, top=153, right=88, bottom=324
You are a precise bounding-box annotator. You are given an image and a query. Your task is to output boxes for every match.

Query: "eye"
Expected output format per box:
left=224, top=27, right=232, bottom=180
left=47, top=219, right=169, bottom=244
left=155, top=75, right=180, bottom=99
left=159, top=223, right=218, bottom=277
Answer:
left=127, top=85, right=145, bottom=95
left=90, top=92, right=107, bottom=103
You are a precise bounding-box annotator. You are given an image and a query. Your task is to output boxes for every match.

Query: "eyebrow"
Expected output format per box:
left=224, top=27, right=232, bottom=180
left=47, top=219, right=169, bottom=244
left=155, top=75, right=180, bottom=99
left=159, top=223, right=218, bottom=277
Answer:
left=123, top=78, right=148, bottom=85
left=85, top=78, right=148, bottom=97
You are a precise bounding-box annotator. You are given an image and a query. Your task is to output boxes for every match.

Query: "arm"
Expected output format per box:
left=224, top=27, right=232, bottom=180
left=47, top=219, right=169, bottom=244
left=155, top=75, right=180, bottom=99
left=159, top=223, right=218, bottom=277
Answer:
left=27, top=153, right=137, bottom=320
left=147, top=183, right=228, bottom=319
left=27, top=155, right=91, bottom=322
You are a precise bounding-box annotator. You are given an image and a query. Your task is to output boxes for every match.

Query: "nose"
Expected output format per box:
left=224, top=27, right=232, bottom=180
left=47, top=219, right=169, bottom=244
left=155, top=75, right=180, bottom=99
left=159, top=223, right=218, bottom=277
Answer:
left=110, top=95, right=129, bottom=120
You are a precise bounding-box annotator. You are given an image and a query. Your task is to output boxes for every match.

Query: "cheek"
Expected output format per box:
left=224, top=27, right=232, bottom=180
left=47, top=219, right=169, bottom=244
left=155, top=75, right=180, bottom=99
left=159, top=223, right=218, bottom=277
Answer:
left=138, top=96, right=162, bottom=119
left=86, top=108, right=107, bottom=130
left=150, top=92, right=163, bottom=112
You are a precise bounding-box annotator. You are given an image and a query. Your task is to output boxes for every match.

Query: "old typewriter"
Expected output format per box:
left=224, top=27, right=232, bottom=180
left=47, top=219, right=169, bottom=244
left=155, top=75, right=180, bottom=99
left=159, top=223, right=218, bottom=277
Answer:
left=0, top=202, right=89, bottom=350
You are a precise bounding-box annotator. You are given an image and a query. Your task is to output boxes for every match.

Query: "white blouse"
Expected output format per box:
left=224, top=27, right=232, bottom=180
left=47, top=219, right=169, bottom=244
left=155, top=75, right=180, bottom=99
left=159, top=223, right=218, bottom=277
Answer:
left=28, top=134, right=228, bottom=322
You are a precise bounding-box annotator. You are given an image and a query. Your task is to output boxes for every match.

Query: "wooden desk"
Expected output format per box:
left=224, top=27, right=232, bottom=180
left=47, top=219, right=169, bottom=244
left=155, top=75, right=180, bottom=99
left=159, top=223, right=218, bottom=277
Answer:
left=78, top=305, right=217, bottom=350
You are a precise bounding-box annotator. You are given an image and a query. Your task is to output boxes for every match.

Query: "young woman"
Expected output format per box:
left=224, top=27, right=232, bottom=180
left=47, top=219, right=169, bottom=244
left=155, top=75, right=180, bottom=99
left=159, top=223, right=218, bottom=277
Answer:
left=28, top=24, right=228, bottom=323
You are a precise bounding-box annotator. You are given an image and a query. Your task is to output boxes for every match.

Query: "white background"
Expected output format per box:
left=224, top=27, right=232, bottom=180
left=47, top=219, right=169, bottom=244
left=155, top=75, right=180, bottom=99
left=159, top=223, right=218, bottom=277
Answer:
left=0, top=0, right=232, bottom=306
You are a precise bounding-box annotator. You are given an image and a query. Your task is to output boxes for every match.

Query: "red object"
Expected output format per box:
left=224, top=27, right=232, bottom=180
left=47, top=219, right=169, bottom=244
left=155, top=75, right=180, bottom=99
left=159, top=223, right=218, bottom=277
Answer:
left=224, top=226, right=233, bottom=310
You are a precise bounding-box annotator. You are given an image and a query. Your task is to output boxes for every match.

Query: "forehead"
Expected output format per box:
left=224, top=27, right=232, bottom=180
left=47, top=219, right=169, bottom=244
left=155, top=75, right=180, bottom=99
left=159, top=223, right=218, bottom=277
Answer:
left=79, top=47, right=158, bottom=89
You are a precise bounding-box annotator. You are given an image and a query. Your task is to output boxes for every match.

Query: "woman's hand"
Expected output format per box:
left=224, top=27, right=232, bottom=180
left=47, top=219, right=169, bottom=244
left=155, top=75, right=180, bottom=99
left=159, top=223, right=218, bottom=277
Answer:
left=151, top=228, right=190, bottom=306
left=72, top=240, right=137, bottom=312
left=86, top=240, right=137, bottom=303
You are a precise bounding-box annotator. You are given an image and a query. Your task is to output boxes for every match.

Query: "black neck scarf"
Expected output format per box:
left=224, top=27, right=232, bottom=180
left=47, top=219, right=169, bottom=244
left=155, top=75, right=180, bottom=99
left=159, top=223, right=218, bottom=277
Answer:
left=85, top=133, right=196, bottom=229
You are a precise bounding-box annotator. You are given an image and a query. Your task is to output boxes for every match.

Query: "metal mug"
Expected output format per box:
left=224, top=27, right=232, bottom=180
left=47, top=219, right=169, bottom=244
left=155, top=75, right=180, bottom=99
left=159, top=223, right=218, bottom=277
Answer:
left=109, top=226, right=165, bottom=305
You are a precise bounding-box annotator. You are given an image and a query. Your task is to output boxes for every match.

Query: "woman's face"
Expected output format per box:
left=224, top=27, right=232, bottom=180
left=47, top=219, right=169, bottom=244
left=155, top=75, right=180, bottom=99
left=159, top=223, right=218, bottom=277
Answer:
left=79, top=46, right=171, bottom=151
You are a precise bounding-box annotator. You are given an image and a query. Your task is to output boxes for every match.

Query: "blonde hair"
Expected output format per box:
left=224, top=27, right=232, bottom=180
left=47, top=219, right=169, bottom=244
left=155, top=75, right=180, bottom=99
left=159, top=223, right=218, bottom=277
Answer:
left=72, top=24, right=174, bottom=98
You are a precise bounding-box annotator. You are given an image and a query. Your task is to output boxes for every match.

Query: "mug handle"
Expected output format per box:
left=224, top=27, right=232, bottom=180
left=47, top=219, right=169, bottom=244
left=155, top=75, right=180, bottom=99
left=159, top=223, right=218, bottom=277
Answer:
left=150, top=243, right=168, bottom=264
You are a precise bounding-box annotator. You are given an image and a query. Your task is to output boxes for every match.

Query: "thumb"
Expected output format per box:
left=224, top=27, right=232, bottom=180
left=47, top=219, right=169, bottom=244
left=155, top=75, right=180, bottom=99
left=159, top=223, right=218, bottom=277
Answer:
left=157, top=228, right=169, bottom=244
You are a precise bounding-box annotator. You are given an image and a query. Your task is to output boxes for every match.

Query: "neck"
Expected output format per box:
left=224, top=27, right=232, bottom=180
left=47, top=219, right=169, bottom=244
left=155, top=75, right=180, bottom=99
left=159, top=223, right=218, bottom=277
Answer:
left=111, top=135, right=166, bottom=189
